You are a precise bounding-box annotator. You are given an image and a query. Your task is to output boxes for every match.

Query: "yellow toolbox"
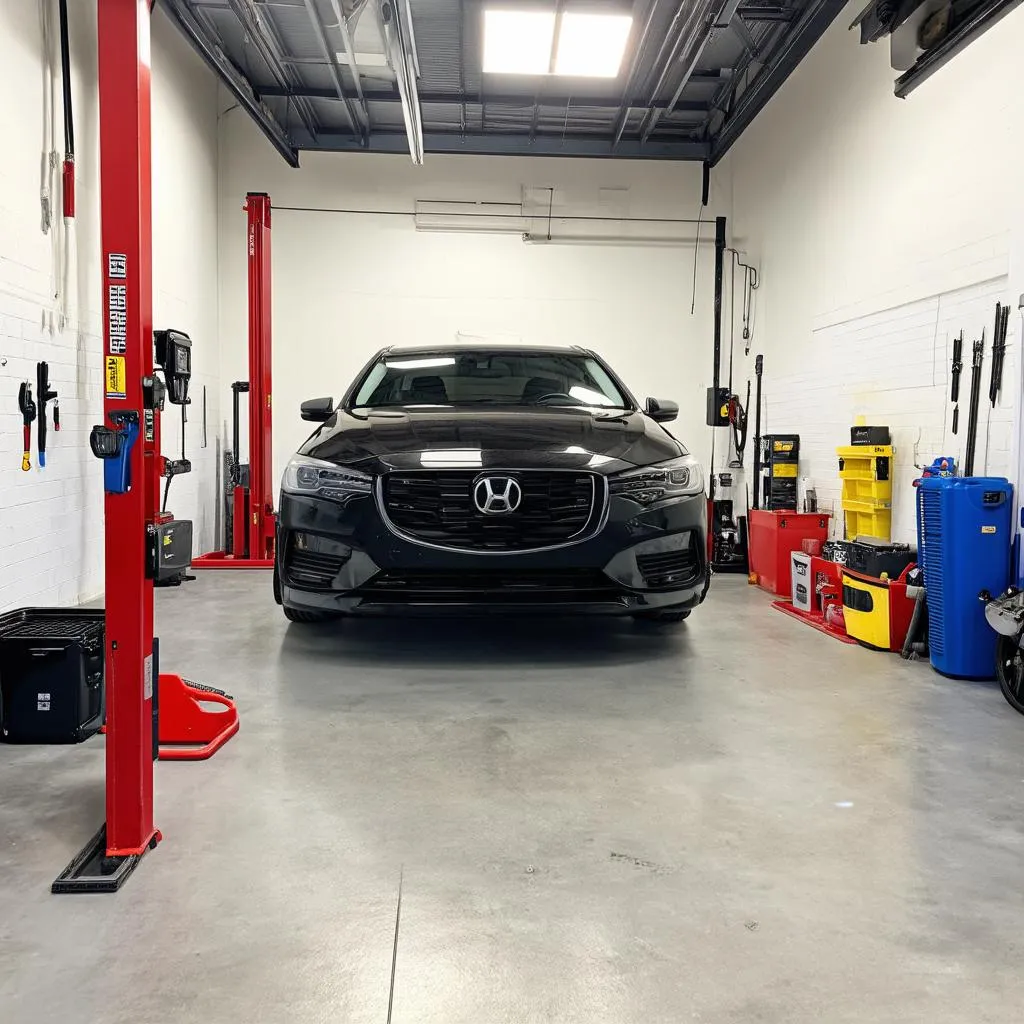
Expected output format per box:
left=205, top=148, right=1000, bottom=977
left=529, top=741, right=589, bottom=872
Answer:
left=837, top=444, right=894, bottom=540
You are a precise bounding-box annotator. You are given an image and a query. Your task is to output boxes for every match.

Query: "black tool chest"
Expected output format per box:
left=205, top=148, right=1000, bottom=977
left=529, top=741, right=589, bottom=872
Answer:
left=0, top=609, right=105, bottom=743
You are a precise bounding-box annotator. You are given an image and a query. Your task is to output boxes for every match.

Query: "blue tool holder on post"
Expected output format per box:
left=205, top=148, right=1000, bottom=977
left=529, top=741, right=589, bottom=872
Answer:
left=917, top=476, right=1013, bottom=679
left=89, top=411, right=140, bottom=495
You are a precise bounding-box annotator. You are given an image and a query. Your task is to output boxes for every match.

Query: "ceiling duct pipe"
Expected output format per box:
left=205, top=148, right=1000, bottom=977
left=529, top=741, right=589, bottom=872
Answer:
left=380, top=0, right=424, bottom=163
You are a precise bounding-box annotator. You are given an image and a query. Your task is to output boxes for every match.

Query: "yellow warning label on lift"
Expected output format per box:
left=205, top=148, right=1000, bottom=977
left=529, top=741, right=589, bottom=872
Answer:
left=105, top=355, right=126, bottom=399
left=982, top=525, right=997, bottom=534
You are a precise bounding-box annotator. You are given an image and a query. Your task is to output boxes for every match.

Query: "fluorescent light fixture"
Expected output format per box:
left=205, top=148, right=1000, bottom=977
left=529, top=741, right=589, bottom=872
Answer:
left=385, top=357, right=457, bottom=370
left=483, top=9, right=555, bottom=74
left=482, top=8, right=632, bottom=78
left=555, top=13, right=632, bottom=78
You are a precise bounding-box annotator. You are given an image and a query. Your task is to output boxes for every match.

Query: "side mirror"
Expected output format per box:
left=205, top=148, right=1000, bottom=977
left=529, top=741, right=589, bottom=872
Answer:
left=300, top=397, right=334, bottom=422
left=646, top=397, right=678, bottom=423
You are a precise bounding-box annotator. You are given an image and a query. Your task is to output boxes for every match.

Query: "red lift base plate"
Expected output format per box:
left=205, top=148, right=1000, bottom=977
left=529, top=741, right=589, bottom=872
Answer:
left=771, top=600, right=858, bottom=644
left=192, top=551, right=274, bottom=570
left=52, top=825, right=161, bottom=894
left=158, top=673, right=240, bottom=760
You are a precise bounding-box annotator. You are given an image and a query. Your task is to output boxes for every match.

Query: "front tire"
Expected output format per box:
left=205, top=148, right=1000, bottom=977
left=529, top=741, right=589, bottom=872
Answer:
left=632, top=608, right=691, bottom=625
left=996, top=635, right=1024, bottom=715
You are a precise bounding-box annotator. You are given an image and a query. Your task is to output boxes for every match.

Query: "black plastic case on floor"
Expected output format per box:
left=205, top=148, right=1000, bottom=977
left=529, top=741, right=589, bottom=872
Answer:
left=0, top=608, right=105, bottom=744
left=845, top=539, right=916, bottom=580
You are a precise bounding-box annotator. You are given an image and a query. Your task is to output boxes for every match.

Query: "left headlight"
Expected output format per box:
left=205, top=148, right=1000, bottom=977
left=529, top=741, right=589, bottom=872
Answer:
left=281, top=454, right=373, bottom=502
left=609, top=456, right=704, bottom=505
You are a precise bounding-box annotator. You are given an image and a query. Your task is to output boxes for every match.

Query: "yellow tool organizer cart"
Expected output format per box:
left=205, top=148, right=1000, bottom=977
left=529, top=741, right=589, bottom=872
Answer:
left=837, top=427, right=894, bottom=540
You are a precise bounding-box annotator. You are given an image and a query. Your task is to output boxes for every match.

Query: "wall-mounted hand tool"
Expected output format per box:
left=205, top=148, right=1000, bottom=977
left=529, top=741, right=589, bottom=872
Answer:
left=36, top=361, right=58, bottom=467
left=950, top=330, right=963, bottom=434
left=963, top=333, right=984, bottom=477
left=18, top=383, right=37, bottom=471
left=989, top=303, right=1009, bottom=407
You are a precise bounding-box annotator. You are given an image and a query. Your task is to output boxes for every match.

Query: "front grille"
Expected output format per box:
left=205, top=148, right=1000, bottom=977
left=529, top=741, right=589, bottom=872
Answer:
left=381, top=471, right=603, bottom=552
left=636, top=544, right=701, bottom=588
left=359, top=568, right=619, bottom=604
left=284, top=544, right=347, bottom=590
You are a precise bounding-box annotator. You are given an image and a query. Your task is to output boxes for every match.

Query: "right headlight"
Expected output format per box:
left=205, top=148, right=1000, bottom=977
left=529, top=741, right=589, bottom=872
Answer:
left=609, top=456, right=704, bottom=505
left=281, top=454, right=372, bottom=503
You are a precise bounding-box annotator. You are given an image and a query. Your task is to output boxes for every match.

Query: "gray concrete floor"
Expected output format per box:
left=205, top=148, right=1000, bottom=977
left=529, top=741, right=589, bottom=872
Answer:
left=2, top=573, right=1024, bottom=1022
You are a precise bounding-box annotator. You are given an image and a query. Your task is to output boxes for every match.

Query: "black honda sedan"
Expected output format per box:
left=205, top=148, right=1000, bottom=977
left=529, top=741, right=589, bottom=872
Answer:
left=274, top=345, right=708, bottom=624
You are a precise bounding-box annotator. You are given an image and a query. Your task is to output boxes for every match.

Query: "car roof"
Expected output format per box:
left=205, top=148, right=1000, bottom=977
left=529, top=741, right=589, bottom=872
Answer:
left=381, top=343, right=590, bottom=357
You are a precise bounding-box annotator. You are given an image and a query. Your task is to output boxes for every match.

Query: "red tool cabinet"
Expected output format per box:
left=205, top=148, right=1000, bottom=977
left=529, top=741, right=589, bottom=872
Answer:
left=748, top=510, right=831, bottom=598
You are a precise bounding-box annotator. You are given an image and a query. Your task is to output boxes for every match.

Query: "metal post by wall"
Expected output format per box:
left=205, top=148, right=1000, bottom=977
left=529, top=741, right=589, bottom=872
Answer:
left=712, top=216, right=726, bottom=395
left=99, top=0, right=157, bottom=858
left=246, top=193, right=276, bottom=562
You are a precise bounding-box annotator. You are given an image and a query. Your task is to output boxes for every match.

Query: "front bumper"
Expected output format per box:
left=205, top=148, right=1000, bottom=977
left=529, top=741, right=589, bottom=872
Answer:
left=276, top=487, right=708, bottom=616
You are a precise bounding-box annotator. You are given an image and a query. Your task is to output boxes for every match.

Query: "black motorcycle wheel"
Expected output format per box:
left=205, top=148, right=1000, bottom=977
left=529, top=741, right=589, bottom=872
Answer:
left=996, top=635, right=1024, bottom=716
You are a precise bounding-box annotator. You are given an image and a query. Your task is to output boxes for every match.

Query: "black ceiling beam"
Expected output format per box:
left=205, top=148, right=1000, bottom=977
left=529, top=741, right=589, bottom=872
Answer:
left=710, top=0, right=847, bottom=164
left=161, top=0, right=299, bottom=166
left=732, top=14, right=761, bottom=55
left=300, top=0, right=365, bottom=140
left=313, top=130, right=710, bottom=160
left=257, top=85, right=711, bottom=113
left=228, top=0, right=320, bottom=140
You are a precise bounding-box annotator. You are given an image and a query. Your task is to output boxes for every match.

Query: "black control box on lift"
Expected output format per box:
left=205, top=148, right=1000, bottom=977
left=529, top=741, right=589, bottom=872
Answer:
left=151, top=328, right=195, bottom=586
left=154, top=329, right=192, bottom=406
left=706, top=386, right=730, bottom=427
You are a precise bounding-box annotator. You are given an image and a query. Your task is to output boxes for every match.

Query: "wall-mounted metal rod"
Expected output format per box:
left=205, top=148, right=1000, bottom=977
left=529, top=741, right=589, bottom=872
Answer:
left=712, top=216, right=727, bottom=395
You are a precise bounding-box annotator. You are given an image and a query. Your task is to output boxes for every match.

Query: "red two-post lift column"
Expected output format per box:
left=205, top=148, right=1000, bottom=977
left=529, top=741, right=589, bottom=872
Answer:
left=194, top=193, right=275, bottom=568
left=53, top=0, right=160, bottom=892
left=247, top=194, right=275, bottom=563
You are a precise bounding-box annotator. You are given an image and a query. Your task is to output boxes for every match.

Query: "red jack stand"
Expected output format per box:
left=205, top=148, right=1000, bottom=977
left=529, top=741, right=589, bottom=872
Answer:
left=157, top=674, right=239, bottom=760
left=194, top=193, right=275, bottom=570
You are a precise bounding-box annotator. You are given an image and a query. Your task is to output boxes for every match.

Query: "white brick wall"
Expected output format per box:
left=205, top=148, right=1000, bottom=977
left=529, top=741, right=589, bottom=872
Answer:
left=717, top=4, right=1024, bottom=546
left=0, top=5, right=220, bottom=614
left=764, top=278, right=1014, bottom=542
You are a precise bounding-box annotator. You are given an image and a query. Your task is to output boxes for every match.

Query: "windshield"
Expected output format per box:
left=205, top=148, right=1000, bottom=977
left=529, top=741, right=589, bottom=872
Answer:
left=350, top=350, right=630, bottom=410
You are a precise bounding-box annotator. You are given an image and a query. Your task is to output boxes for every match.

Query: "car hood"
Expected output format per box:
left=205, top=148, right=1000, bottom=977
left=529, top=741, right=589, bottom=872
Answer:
left=300, top=407, right=685, bottom=474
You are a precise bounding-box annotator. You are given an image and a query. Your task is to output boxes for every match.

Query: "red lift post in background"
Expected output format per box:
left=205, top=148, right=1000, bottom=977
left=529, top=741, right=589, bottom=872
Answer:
left=194, top=192, right=275, bottom=569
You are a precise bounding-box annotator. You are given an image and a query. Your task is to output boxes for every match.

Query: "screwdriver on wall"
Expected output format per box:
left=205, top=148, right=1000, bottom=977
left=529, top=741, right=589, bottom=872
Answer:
left=18, top=382, right=37, bottom=471
left=36, top=361, right=58, bottom=468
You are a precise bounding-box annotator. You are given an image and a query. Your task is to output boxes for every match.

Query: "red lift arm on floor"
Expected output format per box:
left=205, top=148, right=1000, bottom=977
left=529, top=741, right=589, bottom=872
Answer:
left=194, top=193, right=276, bottom=568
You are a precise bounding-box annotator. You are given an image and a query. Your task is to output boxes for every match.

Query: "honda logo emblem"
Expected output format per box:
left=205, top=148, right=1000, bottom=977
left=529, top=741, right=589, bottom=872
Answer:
left=473, top=476, right=523, bottom=515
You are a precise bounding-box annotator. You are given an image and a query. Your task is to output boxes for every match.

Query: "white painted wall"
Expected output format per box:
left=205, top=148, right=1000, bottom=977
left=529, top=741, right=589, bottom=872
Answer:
left=0, top=5, right=220, bottom=612
left=217, top=111, right=727, bottom=491
left=717, top=4, right=1024, bottom=543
